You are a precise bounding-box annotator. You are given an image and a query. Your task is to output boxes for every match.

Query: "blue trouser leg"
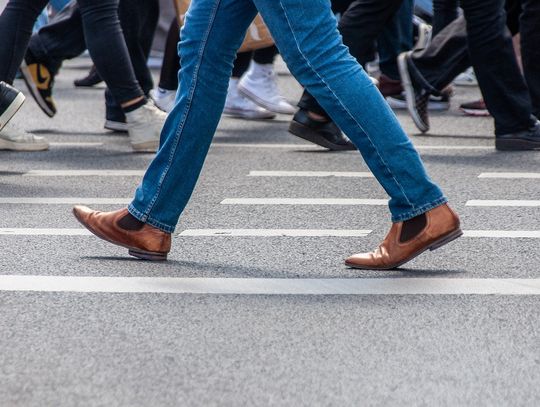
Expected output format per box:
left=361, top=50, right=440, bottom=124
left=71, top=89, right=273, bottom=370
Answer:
left=130, top=0, right=446, bottom=232
left=129, top=0, right=257, bottom=232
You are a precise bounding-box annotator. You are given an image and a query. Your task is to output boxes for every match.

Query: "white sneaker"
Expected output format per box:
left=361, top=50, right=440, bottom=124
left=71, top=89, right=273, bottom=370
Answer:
left=453, top=67, right=477, bottom=87
left=0, top=124, right=49, bottom=151
left=125, top=102, right=167, bottom=152
left=150, top=87, right=176, bottom=113
left=238, top=61, right=296, bottom=115
left=224, top=78, right=276, bottom=120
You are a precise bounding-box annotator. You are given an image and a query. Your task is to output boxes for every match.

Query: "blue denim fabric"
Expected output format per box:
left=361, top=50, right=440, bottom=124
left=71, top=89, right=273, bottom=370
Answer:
left=129, top=0, right=447, bottom=233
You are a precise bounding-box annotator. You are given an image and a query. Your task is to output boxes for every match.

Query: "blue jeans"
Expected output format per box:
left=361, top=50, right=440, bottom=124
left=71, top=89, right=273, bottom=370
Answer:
left=128, top=0, right=447, bottom=233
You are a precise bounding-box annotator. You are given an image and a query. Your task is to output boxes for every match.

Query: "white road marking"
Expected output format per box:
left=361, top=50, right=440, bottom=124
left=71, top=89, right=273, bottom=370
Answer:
left=179, top=229, right=372, bottom=237
left=249, top=171, right=374, bottom=178
left=479, top=172, right=540, bottom=179
left=0, top=198, right=131, bottom=204
left=49, top=142, right=104, bottom=147
left=0, top=275, right=538, bottom=295
left=23, top=170, right=145, bottom=177
left=2, top=228, right=538, bottom=239
left=466, top=200, right=540, bottom=207
left=221, top=198, right=388, bottom=205
left=0, top=228, right=92, bottom=235
left=211, top=143, right=490, bottom=151
left=462, top=230, right=540, bottom=238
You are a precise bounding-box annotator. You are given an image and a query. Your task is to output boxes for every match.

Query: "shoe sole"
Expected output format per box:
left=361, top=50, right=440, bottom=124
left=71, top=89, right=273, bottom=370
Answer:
left=345, top=228, right=463, bottom=270
left=459, top=107, right=490, bottom=117
left=0, top=138, right=49, bottom=151
left=288, top=121, right=356, bottom=151
left=237, top=83, right=296, bottom=115
left=0, top=92, right=25, bottom=132
left=104, top=120, right=129, bottom=133
left=495, top=138, right=540, bottom=151
left=72, top=208, right=168, bottom=261
left=398, top=52, right=429, bottom=133
left=20, top=61, right=56, bottom=118
left=223, top=107, right=276, bottom=120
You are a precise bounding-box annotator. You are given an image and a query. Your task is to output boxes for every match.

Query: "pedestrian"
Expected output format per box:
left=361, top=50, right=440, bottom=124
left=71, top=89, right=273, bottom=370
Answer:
left=73, top=0, right=462, bottom=270
left=398, top=0, right=540, bottom=150
left=0, top=0, right=165, bottom=152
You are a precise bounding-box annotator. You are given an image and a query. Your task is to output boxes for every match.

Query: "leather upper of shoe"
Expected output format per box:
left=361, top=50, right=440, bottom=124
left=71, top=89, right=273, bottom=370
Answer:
left=292, top=109, right=348, bottom=144
left=346, top=203, right=460, bottom=268
left=378, top=74, right=403, bottom=98
left=497, top=119, right=540, bottom=141
left=73, top=206, right=171, bottom=254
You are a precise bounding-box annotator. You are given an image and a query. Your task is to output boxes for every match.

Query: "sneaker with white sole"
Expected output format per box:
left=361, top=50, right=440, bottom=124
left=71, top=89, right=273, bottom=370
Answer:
left=125, top=102, right=167, bottom=152
left=151, top=87, right=176, bottom=113
left=453, top=67, right=477, bottom=87
left=238, top=61, right=296, bottom=115
left=0, top=124, right=49, bottom=151
left=0, top=82, right=25, bottom=132
left=387, top=92, right=450, bottom=111
left=224, top=78, right=276, bottom=120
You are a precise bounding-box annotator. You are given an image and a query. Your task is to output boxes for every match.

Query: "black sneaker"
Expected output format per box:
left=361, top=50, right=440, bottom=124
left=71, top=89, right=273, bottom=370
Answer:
left=398, top=51, right=431, bottom=132
left=74, top=65, right=103, bottom=88
left=20, top=54, right=57, bottom=117
left=496, top=119, right=540, bottom=151
left=0, top=82, right=25, bottom=132
left=288, top=108, right=356, bottom=151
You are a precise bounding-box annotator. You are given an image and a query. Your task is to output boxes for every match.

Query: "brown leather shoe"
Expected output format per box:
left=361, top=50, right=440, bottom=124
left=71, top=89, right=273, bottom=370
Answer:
left=345, top=204, right=462, bottom=270
left=73, top=206, right=171, bottom=261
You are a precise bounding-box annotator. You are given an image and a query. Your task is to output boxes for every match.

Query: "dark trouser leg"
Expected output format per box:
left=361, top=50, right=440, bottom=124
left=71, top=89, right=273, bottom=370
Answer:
left=253, top=45, right=278, bottom=64
left=0, top=0, right=49, bottom=83
left=378, top=0, right=413, bottom=81
left=106, top=0, right=159, bottom=116
left=461, top=0, right=532, bottom=134
left=520, top=0, right=540, bottom=118
left=27, top=2, right=85, bottom=76
left=410, top=16, right=470, bottom=92
left=158, top=18, right=181, bottom=91
left=432, top=0, right=459, bottom=35
left=77, top=0, right=143, bottom=105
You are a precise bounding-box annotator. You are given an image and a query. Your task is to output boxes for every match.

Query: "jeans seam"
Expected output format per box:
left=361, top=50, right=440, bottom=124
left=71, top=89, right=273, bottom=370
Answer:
left=128, top=204, right=175, bottom=233
left=139, top=0, right=222, bottom=223
left=276, top=0, right=415, bottom=210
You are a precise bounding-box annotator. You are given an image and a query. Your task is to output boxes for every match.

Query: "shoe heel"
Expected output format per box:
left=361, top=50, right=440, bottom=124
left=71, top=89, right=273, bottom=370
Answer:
left=429, top=229, right=463, bottom=251
left=128, top=249, right=168, bottom=261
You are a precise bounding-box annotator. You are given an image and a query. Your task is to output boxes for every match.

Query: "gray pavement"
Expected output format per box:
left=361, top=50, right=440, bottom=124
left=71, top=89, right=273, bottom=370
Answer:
left=0, top=59, right=539, bottom=406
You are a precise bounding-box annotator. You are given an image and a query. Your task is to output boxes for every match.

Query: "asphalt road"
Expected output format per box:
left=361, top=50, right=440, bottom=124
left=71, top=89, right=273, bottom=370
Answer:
left=0, top=58, right=539, bottom=406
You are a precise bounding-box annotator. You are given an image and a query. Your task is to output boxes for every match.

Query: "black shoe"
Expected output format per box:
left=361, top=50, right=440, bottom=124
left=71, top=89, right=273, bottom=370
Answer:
left=74, top=65, right=102, bottom=88
left=0, top=82, right=25, bottom=131
left=104, top=104, right=128, bottom=133
left=288, top=109, right=356, bottom=151
left=398, top=51, right=431, bottom=132
left=20, top=53, right=57, bottom=117
left=496, top=120, right=540, bottom=151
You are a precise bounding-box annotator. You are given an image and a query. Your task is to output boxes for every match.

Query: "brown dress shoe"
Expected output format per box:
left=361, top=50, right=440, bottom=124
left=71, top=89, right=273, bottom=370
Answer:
left=345, top=204, right=462, bottom=270
left=73, top=206, right=171, bottom=261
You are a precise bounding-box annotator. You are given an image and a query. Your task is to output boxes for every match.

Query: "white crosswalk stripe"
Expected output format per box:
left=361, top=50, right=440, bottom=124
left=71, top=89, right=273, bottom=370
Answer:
left=221, top=198, right=388, bottom=205
left=0, top=275, right=538, bottom=295
left=23, top=170, right=145, bottom=177
left=248, top=171, right=374, bottom=178
left=0, top=198, right=131, bottom=204
left=466, top=200, right=540, bottom=207
left=479, top=172, right=540, bottom=179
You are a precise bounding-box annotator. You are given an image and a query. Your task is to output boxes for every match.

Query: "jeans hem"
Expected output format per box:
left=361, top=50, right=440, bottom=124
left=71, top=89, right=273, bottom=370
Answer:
left=391, top=197, right=448, bottom=222
left=128, top=203, right=175, bottom=234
